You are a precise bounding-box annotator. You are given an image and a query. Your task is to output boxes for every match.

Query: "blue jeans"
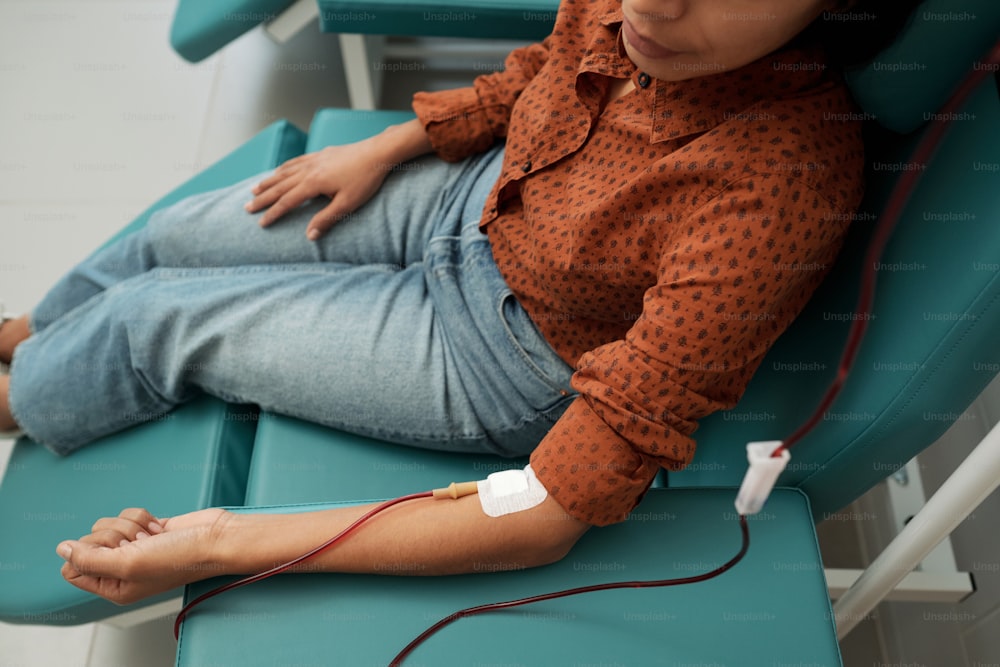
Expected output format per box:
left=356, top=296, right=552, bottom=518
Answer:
left=9, top=146, right=576, bottom=456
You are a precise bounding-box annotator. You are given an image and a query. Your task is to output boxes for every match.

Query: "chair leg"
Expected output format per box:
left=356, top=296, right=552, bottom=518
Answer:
left=340, top=34, right=385, bottom=110
left=263, top=0, right=320, bottom=44
left=833, top=418, right=1000, bottom=637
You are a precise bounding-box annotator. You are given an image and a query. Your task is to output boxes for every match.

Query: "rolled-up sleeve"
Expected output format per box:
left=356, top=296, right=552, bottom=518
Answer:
left=412, top=39, right=551, bottom=162
left=530, top=174, right=854, bottom=526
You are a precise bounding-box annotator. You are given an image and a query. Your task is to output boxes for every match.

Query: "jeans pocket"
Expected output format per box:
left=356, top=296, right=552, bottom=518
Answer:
left=497, top=291, right=575, bottom=411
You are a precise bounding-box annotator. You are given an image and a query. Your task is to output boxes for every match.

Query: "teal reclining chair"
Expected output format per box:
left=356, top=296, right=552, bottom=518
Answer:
left=175, top=7, right=1000, bottom=667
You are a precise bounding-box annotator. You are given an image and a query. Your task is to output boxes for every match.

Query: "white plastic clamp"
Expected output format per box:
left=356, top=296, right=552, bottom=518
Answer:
left=734, top=440, right=789, bottom=515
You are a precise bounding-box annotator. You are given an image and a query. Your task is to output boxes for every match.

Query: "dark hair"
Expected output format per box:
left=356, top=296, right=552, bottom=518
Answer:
left=793, top=0, right=927, bottom=70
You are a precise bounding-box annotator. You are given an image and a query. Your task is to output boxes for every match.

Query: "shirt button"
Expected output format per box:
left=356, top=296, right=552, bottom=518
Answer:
left=637, top=72, right=651, bottom=88
left=522, top=161, right=532, bottom=172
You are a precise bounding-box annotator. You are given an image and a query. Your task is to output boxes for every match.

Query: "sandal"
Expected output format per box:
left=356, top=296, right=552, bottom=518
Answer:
left=0, top=303, right=21, bottom=375
left=0, top=427, right=23, bottom=440
left=0, top=304, right=22, bottom=438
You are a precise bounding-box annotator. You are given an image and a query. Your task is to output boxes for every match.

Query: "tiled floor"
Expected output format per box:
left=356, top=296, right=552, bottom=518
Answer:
left=0, top=2, right=993, bottom=666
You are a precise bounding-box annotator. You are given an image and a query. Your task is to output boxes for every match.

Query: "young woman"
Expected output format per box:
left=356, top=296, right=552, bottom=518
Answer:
left=0, top=0, right=921, bottom=602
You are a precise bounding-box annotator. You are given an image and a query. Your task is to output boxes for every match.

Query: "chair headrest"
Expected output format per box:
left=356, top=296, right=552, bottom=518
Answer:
left=845, top=0, right=1000, bottom=134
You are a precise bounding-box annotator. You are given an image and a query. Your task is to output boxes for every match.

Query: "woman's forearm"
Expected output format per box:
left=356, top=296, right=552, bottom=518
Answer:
left=57, top=494, right=588, bottom=606
left=216, top=494, right=588, bottom=577
left=371, top=118, right=435, bottom=168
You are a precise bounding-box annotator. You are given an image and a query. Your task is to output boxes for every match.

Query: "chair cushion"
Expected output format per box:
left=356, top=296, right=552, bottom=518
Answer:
left=176, top=488, right=840, bottom=666
left=0, top=120, right=307, bottom=625
left=245, top=415, right=528, bottom=504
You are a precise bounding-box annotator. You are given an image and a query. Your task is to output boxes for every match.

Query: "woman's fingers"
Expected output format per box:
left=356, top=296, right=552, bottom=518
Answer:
left=116, top=507, right=164, bottom=534
left=258, top=184, right=316, bottom=228
left=305, top=166, right=388, bottom=240
left=89, top=508, right=162, bottom=543
left=306, top=197, right=350, bottom=240
left=57, top=540, right=135, bottom=604
left=81, top=530, right=132, bottom=549
left=247, top=171, right=301, bottom=217
left=252, top=155, right=308, bottom=193
left=247, top=181, right=298, bottom=223
left=260, top=152, right=310, bottom=183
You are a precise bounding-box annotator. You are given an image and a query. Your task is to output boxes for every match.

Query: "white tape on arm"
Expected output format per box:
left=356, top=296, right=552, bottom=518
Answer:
left=478, top=465, right=549, bottom=517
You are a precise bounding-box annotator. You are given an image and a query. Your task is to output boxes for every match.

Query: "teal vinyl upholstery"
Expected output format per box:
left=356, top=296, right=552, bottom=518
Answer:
left=177, top=489, right=842, bottom=667
left=317, top=0, right=559, bottom=39
left=170, top=0, right=297, bottom=63
left=0, top=120, right=308, bottom=625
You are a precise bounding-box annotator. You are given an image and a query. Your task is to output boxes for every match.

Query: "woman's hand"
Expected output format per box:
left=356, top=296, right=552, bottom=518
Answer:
left=56, top=507, right=232, bottom=605
left=245, top=118, right=434, bottom=241
left=245, top=140, right=392, bottom=241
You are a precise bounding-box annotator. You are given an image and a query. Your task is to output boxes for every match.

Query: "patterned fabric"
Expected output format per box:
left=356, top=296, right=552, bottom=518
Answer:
left=412, top=0, right=865, bottom=525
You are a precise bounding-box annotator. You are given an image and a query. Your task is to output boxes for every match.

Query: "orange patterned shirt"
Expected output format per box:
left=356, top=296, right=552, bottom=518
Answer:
left=413, top=0, right=865, bottom=526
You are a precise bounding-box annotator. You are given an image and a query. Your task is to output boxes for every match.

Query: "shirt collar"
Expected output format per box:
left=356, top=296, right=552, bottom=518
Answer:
left=586, top=2, right=835, bottom=144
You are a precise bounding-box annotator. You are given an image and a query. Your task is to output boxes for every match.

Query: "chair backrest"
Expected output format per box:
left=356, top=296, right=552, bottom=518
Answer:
left=672, top=1, right=1000, bottom=520
left=846, top=0, right=1000, bottom=133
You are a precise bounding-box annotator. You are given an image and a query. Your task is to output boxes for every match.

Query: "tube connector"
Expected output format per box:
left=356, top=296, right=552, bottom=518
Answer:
left=432, top=481, right=480, bottom=500
left=734, top=440, right=789, bottom=515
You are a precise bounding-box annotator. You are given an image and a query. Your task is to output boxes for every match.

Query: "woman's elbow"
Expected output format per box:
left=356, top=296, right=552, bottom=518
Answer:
left=518, top=498, right=591, bottom=569
left=533, top=530, right=586, bottom=568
